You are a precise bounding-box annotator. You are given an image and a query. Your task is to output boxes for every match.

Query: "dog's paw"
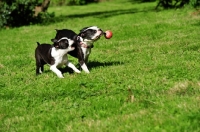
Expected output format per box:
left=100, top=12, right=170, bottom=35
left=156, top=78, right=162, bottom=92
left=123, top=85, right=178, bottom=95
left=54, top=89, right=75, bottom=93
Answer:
left=58, top=75, right=64, bottom=78
left=85, top=71, right=90, bottom=74
left=57, top=74, right=64, bottom=78
left=75, top=70, right=81, bottom=73
left=81, top=63, right=90, bottom=73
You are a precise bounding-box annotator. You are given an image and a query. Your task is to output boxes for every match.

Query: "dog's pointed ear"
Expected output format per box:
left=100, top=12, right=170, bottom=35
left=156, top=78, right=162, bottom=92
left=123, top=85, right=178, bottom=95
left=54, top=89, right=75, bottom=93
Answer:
left=51, top=38, right=57, bottom=43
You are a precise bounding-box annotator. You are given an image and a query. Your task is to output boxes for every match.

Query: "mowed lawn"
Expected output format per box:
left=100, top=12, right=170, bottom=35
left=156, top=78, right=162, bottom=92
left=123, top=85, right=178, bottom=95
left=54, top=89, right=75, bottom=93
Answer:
left=0, top=0, right=200, bottom=131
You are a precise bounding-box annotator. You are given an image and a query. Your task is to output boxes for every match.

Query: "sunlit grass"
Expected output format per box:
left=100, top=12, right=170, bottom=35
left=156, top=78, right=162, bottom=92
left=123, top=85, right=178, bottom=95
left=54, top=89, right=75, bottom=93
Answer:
left=0, top=0, right=200, bottom=131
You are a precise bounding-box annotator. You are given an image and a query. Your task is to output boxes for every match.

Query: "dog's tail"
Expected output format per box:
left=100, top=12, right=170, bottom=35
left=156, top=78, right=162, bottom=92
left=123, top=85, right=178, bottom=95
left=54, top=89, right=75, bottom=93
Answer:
left=36, top=42, right=40, bottom=46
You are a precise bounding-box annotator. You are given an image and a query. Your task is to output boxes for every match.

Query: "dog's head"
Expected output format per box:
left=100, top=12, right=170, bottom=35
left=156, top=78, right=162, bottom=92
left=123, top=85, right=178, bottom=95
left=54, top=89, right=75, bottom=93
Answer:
left=78, top=26, right=103, bottom=43
left=51, top=37, right=75, bottom=51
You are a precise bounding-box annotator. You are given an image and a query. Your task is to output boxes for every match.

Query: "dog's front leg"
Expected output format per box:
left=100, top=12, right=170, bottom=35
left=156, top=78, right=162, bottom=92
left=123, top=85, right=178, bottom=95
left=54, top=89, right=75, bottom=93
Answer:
left=50, top=65, right=64, bottom=78
left=80, top=63, right=90, bottom=73
left=79, top=59, right=90, bottom=73
left=66, top=62, right=81, bottom=73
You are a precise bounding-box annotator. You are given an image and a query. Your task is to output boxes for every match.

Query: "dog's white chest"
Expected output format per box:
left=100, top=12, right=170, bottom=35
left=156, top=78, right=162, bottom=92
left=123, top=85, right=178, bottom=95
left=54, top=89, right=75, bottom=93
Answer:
left=81, top=47, right=91, bottom=59
left=51, top=48, right=69, bottom=67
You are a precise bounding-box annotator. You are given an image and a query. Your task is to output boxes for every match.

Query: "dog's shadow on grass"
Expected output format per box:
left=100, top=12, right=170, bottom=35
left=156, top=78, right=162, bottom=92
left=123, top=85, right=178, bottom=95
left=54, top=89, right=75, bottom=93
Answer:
left=87, top=61, right=123, bottom=69
left=61, top=61, right=124, bottom=74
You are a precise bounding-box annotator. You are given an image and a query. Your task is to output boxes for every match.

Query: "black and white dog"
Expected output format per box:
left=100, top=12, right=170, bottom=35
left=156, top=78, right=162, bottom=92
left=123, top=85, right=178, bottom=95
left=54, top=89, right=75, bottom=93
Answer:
left=51, top=26, right=104, bottom=73
left=35, top=37, right=83, bottom=78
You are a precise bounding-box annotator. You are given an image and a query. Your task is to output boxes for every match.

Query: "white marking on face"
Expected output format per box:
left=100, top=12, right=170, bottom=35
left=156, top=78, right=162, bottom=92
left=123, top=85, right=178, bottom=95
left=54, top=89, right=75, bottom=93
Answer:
left=82, top=26, right=98, bottom=31
left=57, top=37, right=70, bottom=42
left=67, top=39, right=75, bottom=50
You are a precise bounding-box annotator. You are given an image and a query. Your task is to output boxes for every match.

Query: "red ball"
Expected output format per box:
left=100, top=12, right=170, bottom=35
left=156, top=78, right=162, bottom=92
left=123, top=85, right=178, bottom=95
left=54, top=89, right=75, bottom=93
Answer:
left=104, top=30, right=113, bottom=39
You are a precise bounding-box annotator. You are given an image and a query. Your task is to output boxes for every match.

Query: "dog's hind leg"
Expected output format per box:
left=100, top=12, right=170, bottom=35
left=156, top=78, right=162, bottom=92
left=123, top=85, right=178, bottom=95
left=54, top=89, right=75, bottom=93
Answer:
left=36, top=60, right=41, bottom=75
left=36, top=63, right=43, bottom=75
left=40, top=60, right=45, bottom=73
left=36, top=66, right=40, bottom=75
left=36, top=59, right=44, bottom=75
left=39, top=67, right=43, bottom=74
left=35, top=52, right=43, bottom=75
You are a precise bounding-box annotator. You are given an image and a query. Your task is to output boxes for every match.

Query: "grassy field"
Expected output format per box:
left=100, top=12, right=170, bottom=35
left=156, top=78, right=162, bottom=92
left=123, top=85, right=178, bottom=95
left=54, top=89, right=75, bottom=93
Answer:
left=0, top=0, right=200, bottom=131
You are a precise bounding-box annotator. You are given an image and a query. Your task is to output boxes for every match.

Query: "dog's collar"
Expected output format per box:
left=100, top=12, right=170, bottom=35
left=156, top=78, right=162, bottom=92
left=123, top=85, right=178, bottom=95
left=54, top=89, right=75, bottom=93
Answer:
left=79, top=42, right=93, bottom=48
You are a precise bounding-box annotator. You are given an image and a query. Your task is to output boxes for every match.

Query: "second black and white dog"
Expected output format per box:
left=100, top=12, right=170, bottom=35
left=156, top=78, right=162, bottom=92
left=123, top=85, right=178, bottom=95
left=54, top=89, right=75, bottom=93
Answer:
left=51, top=26, right=104, bottom=73
left=35, top=37, right=84, bottom=78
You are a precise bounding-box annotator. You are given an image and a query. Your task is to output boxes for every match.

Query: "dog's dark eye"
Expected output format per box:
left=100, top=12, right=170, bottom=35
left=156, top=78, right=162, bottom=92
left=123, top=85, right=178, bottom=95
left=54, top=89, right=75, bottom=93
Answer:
left=65, top=40, right=68, bottom=44
left=93, top=30, right=97, bottom=33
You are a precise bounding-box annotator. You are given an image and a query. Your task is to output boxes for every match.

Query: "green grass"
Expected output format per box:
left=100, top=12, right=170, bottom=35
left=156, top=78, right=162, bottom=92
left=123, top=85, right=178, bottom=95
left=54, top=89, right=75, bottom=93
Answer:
left=0, top=0, right=200, bottom=131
